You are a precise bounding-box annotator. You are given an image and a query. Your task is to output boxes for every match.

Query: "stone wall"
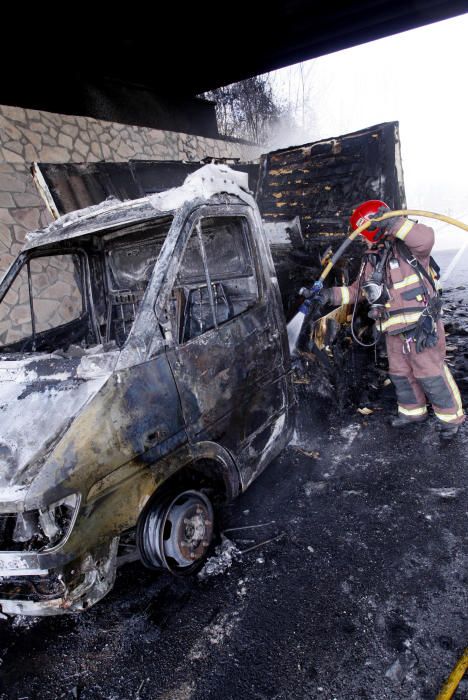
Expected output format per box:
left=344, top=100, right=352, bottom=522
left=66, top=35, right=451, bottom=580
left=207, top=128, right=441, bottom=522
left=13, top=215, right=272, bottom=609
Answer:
left=0, top=104, right=261, bottom=277
left=0, top=104, right=261, bottom=345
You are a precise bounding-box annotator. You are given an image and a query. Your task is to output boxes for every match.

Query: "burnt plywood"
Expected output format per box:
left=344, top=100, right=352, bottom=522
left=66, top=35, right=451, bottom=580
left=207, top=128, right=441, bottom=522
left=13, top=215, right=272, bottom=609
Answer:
left=255, top=122, right=407, bottom=318
left=256, top=121, right=406, bottom=243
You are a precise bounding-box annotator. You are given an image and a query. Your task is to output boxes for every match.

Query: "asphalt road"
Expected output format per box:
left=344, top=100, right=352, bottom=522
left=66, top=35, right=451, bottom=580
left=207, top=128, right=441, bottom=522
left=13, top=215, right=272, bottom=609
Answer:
left=0, top=391, right=466, bottom=700
left=1, top=287, right=467, bottom=700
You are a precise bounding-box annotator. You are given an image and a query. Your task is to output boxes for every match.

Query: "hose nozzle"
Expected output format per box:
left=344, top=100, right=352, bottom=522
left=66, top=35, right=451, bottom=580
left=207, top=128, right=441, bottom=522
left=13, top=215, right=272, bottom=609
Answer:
left=299, top=280, right=323, bottom=299
left=297, top=280, right=324, bottom=314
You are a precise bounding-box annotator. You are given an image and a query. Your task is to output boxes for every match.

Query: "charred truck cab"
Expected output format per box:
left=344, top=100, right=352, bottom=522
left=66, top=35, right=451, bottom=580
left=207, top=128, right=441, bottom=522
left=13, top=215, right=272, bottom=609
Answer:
left=0, top=165, right=294, bottom=615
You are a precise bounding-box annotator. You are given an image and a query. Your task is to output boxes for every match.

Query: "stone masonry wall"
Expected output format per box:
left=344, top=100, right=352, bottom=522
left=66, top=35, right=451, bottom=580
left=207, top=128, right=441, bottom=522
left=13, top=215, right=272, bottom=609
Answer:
left=0, top=105, right=261, bottom=345
left=0, top=104, right=261, bottom=277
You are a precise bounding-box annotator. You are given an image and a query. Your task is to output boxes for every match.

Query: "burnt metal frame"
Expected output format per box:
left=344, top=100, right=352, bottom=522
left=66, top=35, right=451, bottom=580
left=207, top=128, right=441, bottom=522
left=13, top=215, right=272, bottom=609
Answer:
left=0, top=253, right=28, bottom=304
left=101, top=225, right=164, bottom=346
left=0, top=195, right=267, bottom=364
left=171, top=212, right=260, bottom=346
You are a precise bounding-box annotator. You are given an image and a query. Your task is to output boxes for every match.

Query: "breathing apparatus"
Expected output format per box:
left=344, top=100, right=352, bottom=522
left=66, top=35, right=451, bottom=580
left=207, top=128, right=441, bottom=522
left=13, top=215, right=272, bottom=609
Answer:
left=362, top=241, right=392, bottom=306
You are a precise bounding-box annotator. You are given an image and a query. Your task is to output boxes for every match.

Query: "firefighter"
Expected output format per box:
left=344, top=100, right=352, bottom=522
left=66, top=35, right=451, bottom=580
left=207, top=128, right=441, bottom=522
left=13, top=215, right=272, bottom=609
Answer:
left=318, top=200, right=465, bottom=440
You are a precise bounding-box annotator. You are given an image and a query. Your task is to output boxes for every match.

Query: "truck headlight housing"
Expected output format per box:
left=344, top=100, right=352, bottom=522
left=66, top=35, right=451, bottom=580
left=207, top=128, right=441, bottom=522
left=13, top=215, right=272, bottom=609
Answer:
left=1, top=494, right=81, bottom=552
left=38, top=493, right=80, bottom=550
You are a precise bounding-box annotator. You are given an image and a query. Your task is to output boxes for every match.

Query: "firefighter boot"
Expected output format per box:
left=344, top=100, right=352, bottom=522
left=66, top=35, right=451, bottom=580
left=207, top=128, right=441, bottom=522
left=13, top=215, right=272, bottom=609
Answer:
left=438, top=423, right=461, bottom=441
left=390, top=414, right=428, bottom=428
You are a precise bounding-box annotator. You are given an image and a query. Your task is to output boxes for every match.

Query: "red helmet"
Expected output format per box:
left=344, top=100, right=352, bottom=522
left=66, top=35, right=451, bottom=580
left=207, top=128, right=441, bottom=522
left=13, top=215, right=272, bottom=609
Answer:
left=350, top=200, right=390, bottom=242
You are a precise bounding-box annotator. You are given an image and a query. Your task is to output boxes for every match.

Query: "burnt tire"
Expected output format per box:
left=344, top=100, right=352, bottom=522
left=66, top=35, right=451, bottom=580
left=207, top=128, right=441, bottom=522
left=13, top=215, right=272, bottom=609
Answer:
left=137, top=489, right=214, bottom=576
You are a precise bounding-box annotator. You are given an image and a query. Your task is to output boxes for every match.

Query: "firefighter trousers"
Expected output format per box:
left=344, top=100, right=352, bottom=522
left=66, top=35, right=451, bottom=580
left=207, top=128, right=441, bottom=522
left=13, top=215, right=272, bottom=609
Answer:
left=386, top=320, right=465, bottom=425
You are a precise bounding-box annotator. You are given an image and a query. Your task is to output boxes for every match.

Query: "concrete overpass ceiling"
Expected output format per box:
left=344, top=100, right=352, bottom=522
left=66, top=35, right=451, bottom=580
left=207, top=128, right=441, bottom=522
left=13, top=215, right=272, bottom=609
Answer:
left=1, top=1, right=466, bottom=130
left=105, top=0, right=468, bottom=95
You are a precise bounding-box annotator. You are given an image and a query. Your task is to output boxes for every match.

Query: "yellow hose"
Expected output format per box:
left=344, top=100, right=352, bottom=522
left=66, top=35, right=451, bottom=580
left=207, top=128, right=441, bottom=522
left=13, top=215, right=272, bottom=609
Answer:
left=436, top=647, right=468, bottom=700
left=318, top=209, right=468, bottom=283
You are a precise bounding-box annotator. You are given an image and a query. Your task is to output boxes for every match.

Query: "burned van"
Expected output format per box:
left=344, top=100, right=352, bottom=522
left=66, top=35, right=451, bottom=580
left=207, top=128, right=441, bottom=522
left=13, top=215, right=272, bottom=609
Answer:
left=0, top=165, right=294, bottom=615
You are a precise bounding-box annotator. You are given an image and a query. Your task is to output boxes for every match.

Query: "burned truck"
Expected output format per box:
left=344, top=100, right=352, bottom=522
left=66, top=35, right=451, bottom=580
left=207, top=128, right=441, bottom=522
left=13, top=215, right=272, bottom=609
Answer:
left=0, top=122, right=405, bottom=614
left=0, top=164, right=294, bottom=615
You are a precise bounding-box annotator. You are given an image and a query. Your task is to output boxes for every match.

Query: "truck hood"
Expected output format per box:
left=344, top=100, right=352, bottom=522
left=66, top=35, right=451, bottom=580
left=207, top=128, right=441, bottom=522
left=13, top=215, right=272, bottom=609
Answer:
left=0, top=350, right=118, bottom=508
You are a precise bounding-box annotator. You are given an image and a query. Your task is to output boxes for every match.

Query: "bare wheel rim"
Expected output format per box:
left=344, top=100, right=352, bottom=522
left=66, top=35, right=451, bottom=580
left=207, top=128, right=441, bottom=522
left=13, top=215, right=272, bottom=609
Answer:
left=139, top=489, right=214, bottom=574
left=162, top=491, right=214, bottom=569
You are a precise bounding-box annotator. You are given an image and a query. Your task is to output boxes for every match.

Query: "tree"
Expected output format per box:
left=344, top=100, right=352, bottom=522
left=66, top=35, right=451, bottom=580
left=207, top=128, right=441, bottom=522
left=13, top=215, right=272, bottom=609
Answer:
left=202, top=65, right=316, bottom=148
left=202, top=75, right=284, bottom=144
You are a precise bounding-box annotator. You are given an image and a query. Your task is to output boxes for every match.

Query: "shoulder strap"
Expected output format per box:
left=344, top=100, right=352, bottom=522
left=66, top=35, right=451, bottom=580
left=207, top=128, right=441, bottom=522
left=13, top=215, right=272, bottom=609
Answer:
left=429, top=255, right=441, bottom=280
left=395, top=239, right=437, bottom=293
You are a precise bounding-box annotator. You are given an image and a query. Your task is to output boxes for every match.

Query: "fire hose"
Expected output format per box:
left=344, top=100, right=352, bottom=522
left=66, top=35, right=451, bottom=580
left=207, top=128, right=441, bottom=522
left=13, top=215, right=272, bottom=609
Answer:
left=435, top=647, right=468, bottom=700
left=317, top=209, right=468, bottom=287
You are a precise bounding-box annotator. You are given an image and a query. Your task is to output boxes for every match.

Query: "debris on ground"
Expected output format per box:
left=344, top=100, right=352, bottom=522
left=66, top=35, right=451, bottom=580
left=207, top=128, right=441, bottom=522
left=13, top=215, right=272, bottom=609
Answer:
left=223, top=521, right=276, bottom=534
left=293, top=446, right=321, bottom=458
left=197, top=536, right=241, bottom=580
left=239, top=533, right=286, bottom=554
left=385, top=648, right=418, bottom=684
left=304, top=481, right=327, bottom=496
left=428, top=487, right=464, bottom=499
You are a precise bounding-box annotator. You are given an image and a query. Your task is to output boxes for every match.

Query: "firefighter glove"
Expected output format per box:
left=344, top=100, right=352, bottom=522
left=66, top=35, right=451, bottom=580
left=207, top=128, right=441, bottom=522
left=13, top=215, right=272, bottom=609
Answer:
left=315, top=288, right=332, bottom=306
left=368, top=206, right=395, bottom=234
left=415, top=313, right=438, bottom=353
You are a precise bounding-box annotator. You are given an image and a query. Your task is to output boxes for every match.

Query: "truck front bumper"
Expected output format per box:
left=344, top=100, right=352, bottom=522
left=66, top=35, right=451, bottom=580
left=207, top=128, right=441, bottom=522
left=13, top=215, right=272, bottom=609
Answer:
left=0, top=538, right=118, bottom=616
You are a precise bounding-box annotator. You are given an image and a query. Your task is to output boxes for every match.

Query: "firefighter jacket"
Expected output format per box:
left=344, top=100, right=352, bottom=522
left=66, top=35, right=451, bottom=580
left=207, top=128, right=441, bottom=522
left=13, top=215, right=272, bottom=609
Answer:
left=330, top=217, right=437, bottom=335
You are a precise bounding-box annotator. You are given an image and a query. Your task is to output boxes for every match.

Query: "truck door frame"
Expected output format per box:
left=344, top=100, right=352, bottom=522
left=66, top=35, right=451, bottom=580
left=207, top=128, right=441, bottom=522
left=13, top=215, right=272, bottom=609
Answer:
left=160, top=201, right=290, bottom=484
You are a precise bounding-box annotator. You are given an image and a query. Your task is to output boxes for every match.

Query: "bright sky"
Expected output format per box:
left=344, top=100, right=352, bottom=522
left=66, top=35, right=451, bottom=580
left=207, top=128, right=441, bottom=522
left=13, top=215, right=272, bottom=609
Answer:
left=269, top=13, right=468, bottom=251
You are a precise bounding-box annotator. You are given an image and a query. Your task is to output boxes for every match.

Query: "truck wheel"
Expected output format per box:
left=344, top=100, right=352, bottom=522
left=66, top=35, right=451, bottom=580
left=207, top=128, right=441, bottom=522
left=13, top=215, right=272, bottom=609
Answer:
left=137, top=489, right=214, bottom=575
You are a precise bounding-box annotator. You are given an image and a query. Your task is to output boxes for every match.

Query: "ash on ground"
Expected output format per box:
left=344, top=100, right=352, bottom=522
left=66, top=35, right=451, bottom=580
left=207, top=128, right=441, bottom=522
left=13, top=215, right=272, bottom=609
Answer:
left=198, top=536, right=241, bottom=580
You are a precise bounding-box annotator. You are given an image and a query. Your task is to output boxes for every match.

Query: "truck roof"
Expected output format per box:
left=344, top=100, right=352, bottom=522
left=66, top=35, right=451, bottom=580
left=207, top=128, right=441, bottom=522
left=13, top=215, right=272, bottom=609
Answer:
left=24, top=164, right=252, bottom=251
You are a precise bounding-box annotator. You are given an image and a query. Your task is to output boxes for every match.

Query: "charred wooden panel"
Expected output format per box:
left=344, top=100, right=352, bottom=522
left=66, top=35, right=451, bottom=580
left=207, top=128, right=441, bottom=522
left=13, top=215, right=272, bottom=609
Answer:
left=256, top=122, right=406, bottom=313
left=256, top=121, right=406, bottom=242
